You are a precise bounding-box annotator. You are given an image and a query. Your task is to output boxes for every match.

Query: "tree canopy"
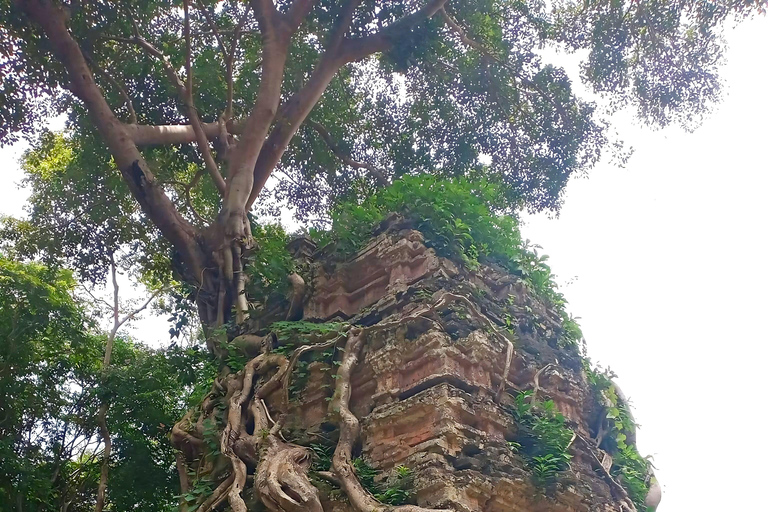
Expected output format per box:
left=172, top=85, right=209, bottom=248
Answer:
left=3, top=1, right=764, bottom=327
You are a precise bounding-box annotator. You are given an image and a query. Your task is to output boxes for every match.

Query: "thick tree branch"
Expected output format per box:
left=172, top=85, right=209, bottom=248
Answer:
left=245, top=49, right=346, bottom=209
left=286, top=0, right=319, bottom=30
left=124, top=121, right=244, bottom=146
left=123, top=18, right=227, bottom=196
left=225, top=7, right=252, bottom=120
left=17, top=0, right=207, bottom=285
left=245, top=0, right=447, bottom=209
left=218, top=1, right=294, bottom=238
left=304, top=119, right=388, bottom=186
left=338, top=0, right=450, bottom=62
left=439, top=8, right=489, bottom=54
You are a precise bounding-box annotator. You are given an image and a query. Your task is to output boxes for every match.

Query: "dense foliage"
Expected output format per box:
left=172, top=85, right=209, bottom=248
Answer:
left=0, top=256, right=214, bottom=511
left=2, top=1, right=761, bottom=510
left=315, top=175, right=570, bottom=315
left=2, top=0, right=762, bottom=296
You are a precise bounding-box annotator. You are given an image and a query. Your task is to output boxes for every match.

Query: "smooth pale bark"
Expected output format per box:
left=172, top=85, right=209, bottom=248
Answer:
left=20, top=0, right=454, bottom=329
left=247, top=50, right=347, bottom=208
left=245, top=0, right=450, bottom=207
left=125, top=121, right=245, bottom=147
left=18, top=0, right=207, bottom=285
left=220, top=1, right=290, bottom=238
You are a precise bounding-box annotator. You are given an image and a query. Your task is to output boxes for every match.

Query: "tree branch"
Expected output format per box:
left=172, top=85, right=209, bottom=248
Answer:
left=439, top=8, right=489, bottom=54
left=195, top=0, right=246, bottom=122
left=326, top=0, right=361, bottom=51
left=245, top=0, right=447, bottom=209
left=122, top=12, right=227, bottom=196
left=86, top=56, right=137, bottom=124
left=225, top=7, right=252, bottom=120
left=245, top=48, right=346, bottom=209
left=286, top=0, right=318, bottom=31
left=17, top=0, right=207, bottom=285
left=304, top=119, right=388, bottom=186
left=195, top=0, right=228, bottom=61
left=216, top=1, right=293, bottom=237
left=338, top=0, right=449, bottom=62
left=114, top=286, right=167, bottom=332
left=124, top=120, right=245, bottom=146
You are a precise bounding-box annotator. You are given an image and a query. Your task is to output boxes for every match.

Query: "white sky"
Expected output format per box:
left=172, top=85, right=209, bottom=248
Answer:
left=2, top=15, right=767, bottom=511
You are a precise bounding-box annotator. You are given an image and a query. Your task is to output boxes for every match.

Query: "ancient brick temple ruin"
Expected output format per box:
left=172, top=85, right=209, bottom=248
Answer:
left=279, top=220, right=659, bottom=512
left=174, top=219, right=659, bottom=512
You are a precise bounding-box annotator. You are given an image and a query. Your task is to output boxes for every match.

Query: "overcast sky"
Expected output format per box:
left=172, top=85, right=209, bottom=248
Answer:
left=2, top=14, right=767, bottom=512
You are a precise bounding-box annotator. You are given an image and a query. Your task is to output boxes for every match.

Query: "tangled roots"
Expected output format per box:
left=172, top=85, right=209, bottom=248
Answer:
left=255, top=435, right=322, bottom=512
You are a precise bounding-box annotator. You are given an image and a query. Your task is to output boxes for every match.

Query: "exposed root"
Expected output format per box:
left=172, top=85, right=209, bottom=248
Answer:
left=280, top=334, right=345, bottom=407
left=496, top=340, right=514, bottom=401
left=330, top=329, right=451, bottom=512
left=231, top=332, right=276, bottom=356
left=286, top=272, right=306, bottom=321
left=255, top=435, right=322, bottom=512
left=207, top=348, right=324, bottom=512
left=573, top=434, right=637, bottom=512
left=530, top=363, right=553, bottom=405
left=176, top=452, right=190, bottom=512
left=175, top=294, right=518, bottom=512
left=222, top=357, right=262, bottom=512
left=199, top=474, right=235, bottom=512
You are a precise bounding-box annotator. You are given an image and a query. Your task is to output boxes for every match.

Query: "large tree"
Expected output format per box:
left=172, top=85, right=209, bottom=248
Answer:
left=4, top=0, right=762, bottom=329
left=1, top=0, right=764, bottom=510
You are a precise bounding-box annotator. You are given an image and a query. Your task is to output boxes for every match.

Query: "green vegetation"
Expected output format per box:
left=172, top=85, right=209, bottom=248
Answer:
left=269, top=320, right=347, bottom=399
left=583, top=362, right=651, bottom=509
left=244, top=224, right=295, bottom=308
left=353, top=458, right=414, bottom=506
left=613, top=445, right=652, bottom=510
left=271, top=321, right=349, bottom=343
left=507, top=390, right=574, bottom=488
left=315, top=175, right=578, bottom=347
left=319, top=177, right=559, bottom=295
left=0, top=257, right=213, bottom=511
left=0, top=0, right=753, bottom=507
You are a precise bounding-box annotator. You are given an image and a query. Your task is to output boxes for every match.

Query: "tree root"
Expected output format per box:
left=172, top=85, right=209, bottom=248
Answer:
left=280, top=333, right=345, bottom=407
left=255, top=434, right=322, bottom=512
left=212, top=349, right=327, bottom=512
left=496, top=340, right=515, bottom=401
left=173, top=295, right=523, bottom=512
left=329, top=328, right=452, bottom=512
left=573, top=434, right=637, bottom=512
left=199, top=474, right=235, bottom=512
left=171, top=409, right=204, bottom=462
left=530, top=363, right=553, bottom=405
left=176, top=452, right=190, bottom=512
left=286, top=272, right=305, bottom=321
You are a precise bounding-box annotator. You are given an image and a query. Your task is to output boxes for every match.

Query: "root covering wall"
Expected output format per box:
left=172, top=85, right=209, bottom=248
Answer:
left=172, top=223, right=658, bottom=512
